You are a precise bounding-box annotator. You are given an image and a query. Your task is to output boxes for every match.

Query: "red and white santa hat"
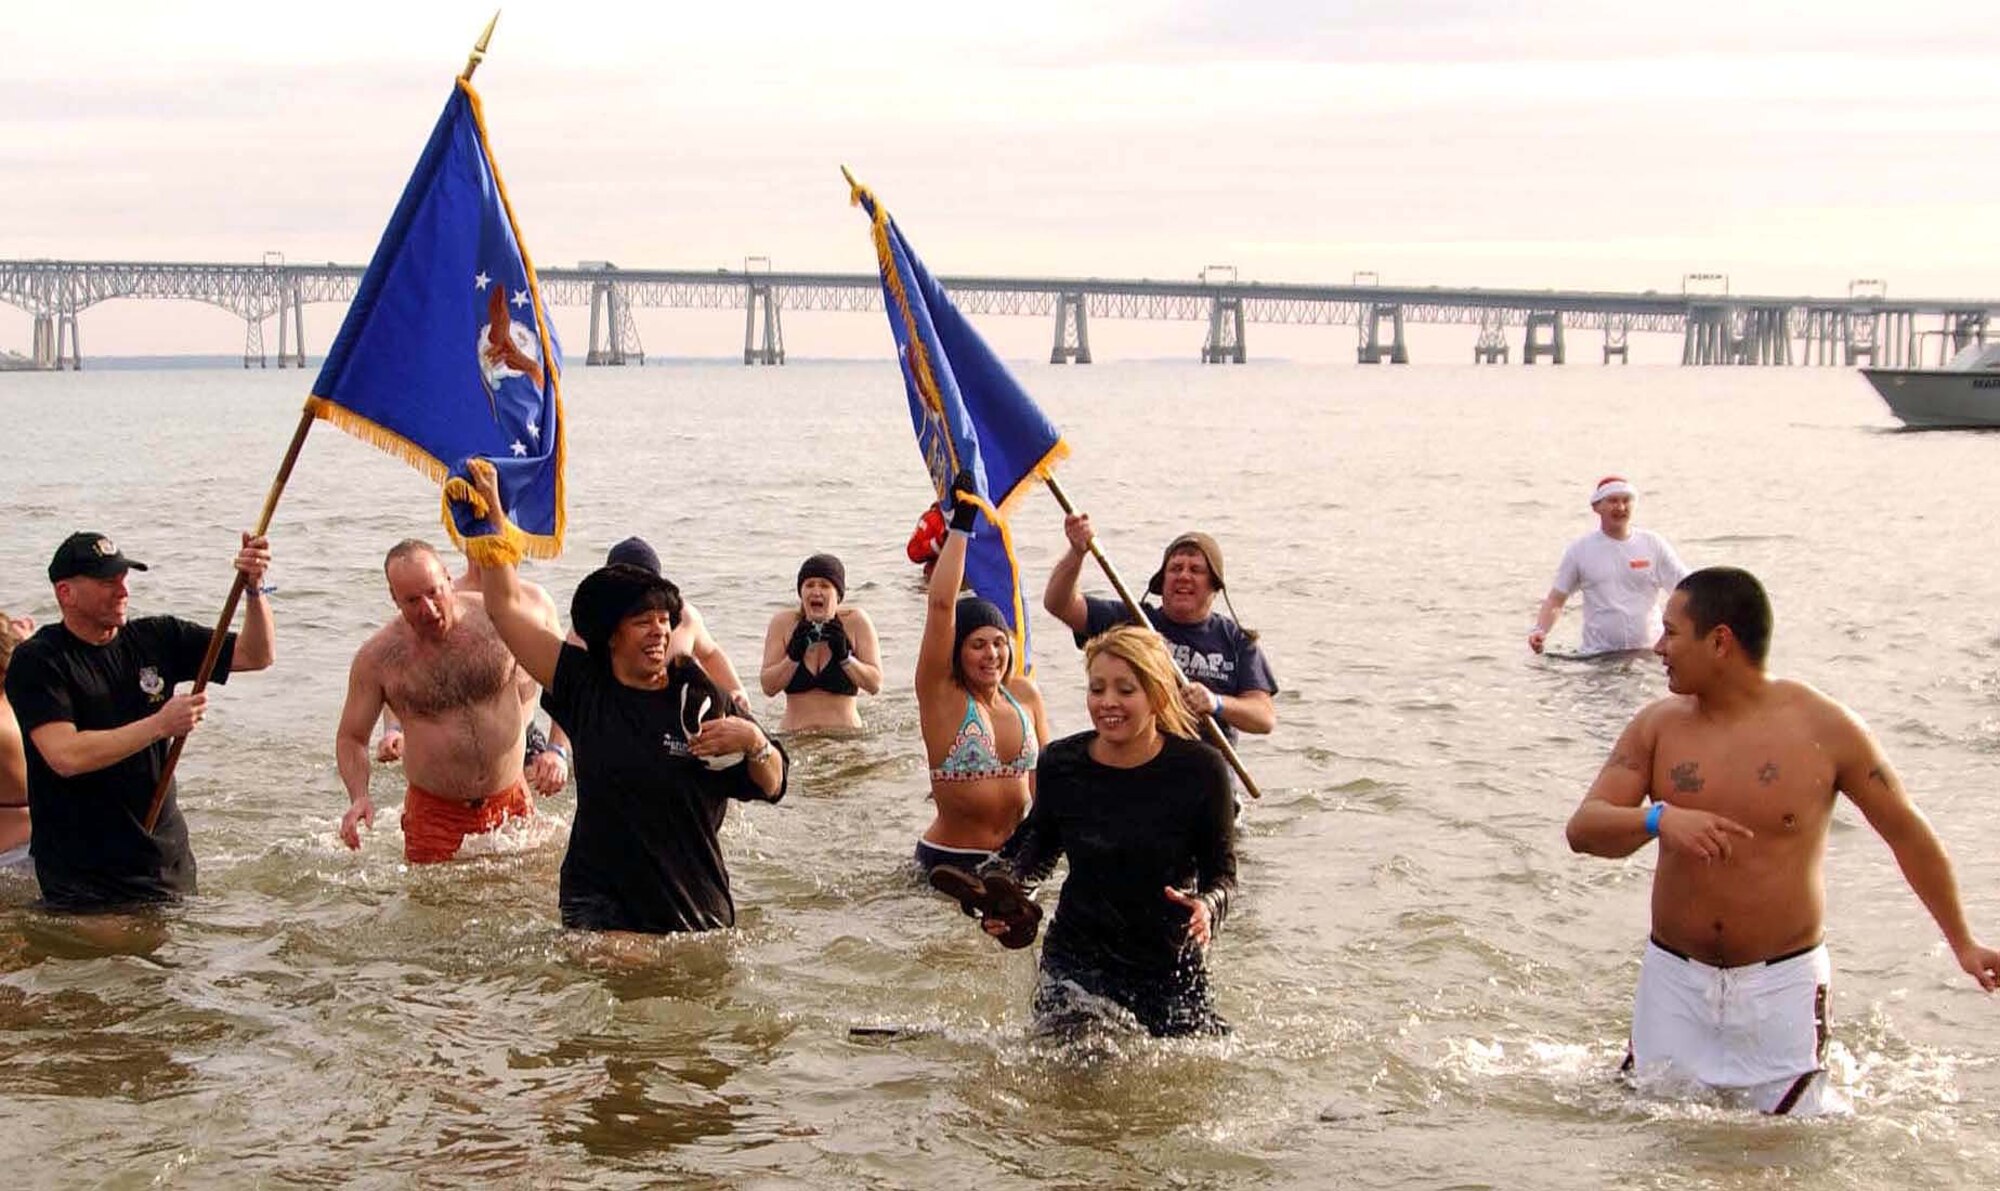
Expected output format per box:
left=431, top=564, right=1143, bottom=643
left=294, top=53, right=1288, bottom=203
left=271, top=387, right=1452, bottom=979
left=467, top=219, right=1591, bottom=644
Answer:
left=1589, top=476, right=1636, bottom=504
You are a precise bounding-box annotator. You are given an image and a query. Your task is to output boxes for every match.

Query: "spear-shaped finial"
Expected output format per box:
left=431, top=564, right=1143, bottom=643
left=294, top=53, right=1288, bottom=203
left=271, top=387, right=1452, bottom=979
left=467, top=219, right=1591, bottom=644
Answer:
left=462, top=11, right=501, bottom=81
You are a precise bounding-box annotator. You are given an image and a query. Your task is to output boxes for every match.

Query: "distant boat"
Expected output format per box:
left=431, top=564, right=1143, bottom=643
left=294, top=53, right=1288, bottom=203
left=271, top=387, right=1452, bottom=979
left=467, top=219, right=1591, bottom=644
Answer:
left=0, top=349, right=34, bottom=372
left=1862, top=342, right=2000, bottom=429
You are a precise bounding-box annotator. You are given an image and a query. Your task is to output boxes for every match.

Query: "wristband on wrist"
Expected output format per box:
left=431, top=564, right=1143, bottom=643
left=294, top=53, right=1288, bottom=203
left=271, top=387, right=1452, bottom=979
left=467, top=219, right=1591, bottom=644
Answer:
left=547, top=743, right=570, bottom=764
left=749, top=737, right=775, bottom=764
left=1644, top=803, right=1666, bottom=837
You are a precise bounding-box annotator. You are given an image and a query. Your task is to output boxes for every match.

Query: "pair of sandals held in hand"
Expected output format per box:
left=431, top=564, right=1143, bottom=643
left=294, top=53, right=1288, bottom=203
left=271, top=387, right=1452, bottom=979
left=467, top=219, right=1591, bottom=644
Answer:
left=929, top=865, right=1042, bottom=949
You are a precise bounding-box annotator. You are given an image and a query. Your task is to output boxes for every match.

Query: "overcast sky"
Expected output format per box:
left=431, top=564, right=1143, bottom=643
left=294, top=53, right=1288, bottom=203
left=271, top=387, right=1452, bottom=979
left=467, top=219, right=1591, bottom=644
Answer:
left=5, top=1, right=1997, bottom=359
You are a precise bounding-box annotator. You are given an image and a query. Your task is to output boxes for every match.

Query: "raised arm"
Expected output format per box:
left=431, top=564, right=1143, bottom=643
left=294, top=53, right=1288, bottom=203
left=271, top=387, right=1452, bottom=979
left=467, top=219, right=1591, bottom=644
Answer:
left=1837, top=712, right=2000, bottom=989
left=916, top=502, right=975, bottom=697
left=230, top=532, right=276, bottom=672
left=1041, top=512, right=1094, bottom=634
left=452, top=460, right=562, bottom=689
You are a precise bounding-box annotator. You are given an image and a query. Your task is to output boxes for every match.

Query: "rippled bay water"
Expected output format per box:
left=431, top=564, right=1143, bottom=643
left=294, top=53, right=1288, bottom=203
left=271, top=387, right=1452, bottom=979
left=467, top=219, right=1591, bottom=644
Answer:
left=1, top=360, right=1997, bottom=1188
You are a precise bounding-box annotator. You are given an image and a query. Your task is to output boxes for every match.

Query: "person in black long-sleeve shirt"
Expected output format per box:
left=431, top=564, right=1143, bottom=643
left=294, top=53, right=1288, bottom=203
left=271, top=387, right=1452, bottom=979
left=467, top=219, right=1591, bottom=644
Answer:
left=974, top=624, right=1237, bottom=1038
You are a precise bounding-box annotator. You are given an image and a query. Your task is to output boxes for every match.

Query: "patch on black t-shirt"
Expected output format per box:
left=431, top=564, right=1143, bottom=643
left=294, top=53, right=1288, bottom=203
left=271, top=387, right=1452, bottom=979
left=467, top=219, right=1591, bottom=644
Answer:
left=3, top=616, right=236, bottom=908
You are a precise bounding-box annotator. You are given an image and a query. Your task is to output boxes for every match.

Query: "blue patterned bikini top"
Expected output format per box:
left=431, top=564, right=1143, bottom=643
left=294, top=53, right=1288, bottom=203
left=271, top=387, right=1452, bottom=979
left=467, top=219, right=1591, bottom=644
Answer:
left=930, top=687, right=1037, bottom=783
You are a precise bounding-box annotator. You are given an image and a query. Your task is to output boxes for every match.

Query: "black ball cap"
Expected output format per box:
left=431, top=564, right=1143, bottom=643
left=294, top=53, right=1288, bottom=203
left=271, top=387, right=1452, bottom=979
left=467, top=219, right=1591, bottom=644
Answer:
left=48, top=532, right=149, bottom=583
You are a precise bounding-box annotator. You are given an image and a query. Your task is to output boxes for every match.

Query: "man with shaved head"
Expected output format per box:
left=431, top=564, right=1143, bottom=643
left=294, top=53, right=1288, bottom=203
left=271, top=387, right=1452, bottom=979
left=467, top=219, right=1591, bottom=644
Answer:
left=335, top=539, right=558, bottom=862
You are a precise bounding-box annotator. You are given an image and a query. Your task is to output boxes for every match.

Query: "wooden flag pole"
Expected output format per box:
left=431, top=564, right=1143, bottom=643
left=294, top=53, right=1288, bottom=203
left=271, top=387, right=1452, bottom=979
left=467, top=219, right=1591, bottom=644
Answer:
left=142, top=405, right=316, bottom=831
left=145, top=14, right=506, bottom=833
left=1042, top=475, right=1263, bottom=799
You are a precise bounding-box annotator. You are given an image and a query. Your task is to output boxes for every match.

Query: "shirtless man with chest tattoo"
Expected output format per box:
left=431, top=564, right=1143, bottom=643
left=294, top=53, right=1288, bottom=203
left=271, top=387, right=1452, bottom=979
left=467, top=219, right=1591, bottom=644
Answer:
left=1568, top=566, right=2000, bottom=1115
left=336, top=540, right=556, bottom=861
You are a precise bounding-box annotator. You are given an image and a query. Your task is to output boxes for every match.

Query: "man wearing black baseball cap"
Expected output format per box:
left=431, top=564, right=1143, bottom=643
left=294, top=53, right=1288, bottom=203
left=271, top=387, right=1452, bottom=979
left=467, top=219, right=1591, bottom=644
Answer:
left=2, top=529, right=275, bottom=910
left=1042, top=517, right=1278, bottom=746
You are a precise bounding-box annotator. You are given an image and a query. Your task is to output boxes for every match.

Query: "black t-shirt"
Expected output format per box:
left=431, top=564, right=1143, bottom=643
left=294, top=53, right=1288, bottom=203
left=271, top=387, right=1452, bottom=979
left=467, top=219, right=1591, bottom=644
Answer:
left=992, top=731, right=1236, bottom=982
left=542, top=643, right=786, bottom=934
left=3, top=617, right=237, bottom=909
left=1079, top=597, right=1278, bottom=745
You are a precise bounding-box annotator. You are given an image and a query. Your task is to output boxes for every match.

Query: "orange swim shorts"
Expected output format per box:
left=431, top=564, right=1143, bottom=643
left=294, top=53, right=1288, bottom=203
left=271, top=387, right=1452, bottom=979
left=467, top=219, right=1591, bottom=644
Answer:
left=401, top=779, right=534, bottom=864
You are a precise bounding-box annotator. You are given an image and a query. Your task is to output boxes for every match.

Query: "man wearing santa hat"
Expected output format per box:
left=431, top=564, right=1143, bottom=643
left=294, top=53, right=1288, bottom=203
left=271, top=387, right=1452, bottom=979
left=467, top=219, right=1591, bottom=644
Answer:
left=1529, top=476, right=1688, bottom=657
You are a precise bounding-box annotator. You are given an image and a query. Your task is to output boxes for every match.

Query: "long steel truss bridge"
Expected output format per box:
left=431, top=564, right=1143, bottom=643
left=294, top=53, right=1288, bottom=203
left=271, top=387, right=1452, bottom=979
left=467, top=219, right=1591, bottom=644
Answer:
left=2, top=257, right=1993, bottom=372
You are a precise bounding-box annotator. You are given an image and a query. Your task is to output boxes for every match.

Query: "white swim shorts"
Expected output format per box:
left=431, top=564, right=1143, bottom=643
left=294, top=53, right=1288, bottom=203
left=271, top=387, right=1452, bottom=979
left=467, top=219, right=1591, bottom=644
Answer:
left=1626, top=937, right=1845, bottom=1116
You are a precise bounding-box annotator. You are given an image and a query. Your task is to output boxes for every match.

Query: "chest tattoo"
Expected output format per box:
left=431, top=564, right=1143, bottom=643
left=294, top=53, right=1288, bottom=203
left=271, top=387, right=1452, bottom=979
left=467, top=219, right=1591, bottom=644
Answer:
left=1669, top=761, right=1704, bottom=794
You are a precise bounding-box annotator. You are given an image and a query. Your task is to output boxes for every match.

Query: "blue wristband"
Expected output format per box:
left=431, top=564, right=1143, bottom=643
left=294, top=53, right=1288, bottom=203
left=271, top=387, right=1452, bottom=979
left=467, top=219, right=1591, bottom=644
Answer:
left=1644, top=803, right=1666, bottom=837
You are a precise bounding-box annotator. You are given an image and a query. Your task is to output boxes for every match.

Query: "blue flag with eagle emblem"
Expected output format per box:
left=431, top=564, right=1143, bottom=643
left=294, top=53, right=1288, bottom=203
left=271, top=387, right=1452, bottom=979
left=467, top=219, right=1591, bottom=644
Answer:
left=848, top=176, right=1068, bottom=674
left=308, top=78, right=564, bottom=562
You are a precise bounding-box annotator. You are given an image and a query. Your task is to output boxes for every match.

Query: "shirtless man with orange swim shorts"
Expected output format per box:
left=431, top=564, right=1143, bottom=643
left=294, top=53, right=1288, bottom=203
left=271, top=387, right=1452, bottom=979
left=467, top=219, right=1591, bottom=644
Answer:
left=335, top=539, right=556, bottom=862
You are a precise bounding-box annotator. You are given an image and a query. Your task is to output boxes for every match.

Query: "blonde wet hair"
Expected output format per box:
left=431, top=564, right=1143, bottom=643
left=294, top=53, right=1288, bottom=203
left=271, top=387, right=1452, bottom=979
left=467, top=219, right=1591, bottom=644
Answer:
left=1083, top=624, right=1200, bottom=740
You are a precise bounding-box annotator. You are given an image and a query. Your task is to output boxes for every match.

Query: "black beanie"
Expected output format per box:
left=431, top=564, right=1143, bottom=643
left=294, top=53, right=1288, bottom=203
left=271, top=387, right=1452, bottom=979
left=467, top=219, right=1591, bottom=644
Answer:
left=797, top=553, right=846, bottom=600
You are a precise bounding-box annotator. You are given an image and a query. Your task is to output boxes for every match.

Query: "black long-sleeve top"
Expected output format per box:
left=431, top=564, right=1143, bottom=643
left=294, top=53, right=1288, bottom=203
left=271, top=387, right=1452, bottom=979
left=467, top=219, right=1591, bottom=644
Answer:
left=988, top=731, right=1236, bottom=979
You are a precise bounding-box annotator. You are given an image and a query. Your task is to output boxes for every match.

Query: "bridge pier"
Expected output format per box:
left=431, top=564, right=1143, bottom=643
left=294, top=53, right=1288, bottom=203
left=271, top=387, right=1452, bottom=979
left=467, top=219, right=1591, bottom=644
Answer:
left=32, top=312, right=82, bottom=370
left=1682, top=305, right=1732, bottom=365
left=275, top=279, right=306, bottom=368
left=743, top=280, right=784, bottom=366
left=1799, top=307, right=1839, bottom=365
left=1522, top=311, right=1564, bottom=365
left=1602, top=315, right=1629, bottom=364
left=1843, top=310, right=1877, bottom=366
left=1356, top=303, right=1408, bottom=364
left=1473, top=311, right=1508, bottom=363
left=243, top=315, right=266, bottom=369
left=586, top=277, right=645, bottom=366
left=1734, top=306, right=1790, bottom=365
left=1201, top=296, right=1245, bottom=364
left=1883, top=311, right=1912, bottom=367
left=1050, top=292, right=1091, bottom=363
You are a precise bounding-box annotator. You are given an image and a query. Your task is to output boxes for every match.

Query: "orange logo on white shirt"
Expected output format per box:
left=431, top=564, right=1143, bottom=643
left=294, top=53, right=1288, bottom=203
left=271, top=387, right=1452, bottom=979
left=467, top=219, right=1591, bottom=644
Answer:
left=1628, top=559, right=1651, bottom=570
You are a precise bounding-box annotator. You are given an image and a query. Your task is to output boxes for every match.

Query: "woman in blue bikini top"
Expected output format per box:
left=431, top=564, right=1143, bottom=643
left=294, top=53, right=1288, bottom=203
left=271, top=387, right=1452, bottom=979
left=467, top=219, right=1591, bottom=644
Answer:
left=913, top=495, right=1050, bottom=872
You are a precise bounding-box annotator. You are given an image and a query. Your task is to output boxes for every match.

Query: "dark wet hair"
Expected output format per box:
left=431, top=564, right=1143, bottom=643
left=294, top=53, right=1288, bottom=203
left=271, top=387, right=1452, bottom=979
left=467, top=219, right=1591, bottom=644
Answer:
left=1675, top=567, right=1772, bottom=665
left=950, top=597, right=1012, bottom=688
